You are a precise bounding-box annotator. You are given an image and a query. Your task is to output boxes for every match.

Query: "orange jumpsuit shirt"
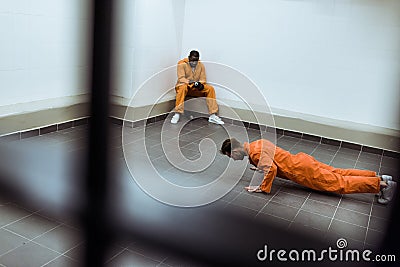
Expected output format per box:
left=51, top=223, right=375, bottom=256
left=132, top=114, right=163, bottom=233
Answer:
left=176, top=58, right=207, bottom=86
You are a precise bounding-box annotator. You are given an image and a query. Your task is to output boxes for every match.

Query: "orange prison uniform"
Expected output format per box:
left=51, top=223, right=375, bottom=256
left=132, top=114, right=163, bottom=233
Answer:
left=244, top=139, right=380, bottom=194
left=175, top=58, right=218, bottom=114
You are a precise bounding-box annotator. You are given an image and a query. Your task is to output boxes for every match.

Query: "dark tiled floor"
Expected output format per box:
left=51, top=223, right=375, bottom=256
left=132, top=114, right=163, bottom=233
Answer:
left=0, top=117, right=399, bottom=266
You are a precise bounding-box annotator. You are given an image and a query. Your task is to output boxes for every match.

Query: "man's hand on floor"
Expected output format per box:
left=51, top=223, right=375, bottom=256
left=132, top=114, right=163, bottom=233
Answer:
left=245, top=186, right=262, bottom=193
left=250, top=166, right=264, bottom=173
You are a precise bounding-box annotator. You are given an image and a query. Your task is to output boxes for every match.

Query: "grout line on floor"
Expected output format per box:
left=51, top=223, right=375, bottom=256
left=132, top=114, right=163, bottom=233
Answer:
left=287, top=192, right=312, bottom=228
left=225, top=190, right=244, bottom=206
left=0, top=205, right=45, bottom=230
left=333, top=217, right=369, bottom=229
left=39, top=247, right=80, bottom=267
left=32, top=238, right=79, bottom=263
left=363, top=200, right=375, bottom=249
left=309, top=144, right=320, bottom=155
left=326, top=196, right=343, bottom=235
left=377, top=150, right=384, bottom=176
left=59, top=241, right=84, bottom=259
left=354, top=148, right=363, bottom=167
left=104, top=247, right=129, bottom=264
left=328, top=145, right=341, bottom=166
left=0, top=231, right=31, bottom=258
left=269, top=186, right=308, bottom=199
left=1, top=221, right=81, bottom=263
left=327, top=201, right=373, bottom=216
left=254, top=187, right=283, bottom=218
left=1, top=223, right=63, bottom=254
left=156, top=257, right=170, bottom=267
left=35, top=209, right=81, bottom=231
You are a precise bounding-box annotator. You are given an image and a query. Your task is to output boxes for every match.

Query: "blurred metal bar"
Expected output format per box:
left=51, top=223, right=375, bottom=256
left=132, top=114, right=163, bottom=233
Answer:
left=380, top=193, right=400, bottom=265
left=85, top=0, right=113, bottom=266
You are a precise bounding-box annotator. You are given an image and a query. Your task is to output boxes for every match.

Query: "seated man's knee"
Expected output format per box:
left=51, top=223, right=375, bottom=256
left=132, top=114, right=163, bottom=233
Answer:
left=176, top=84, right=188, bottom=93
left=203, top=84, right=215, bottom=92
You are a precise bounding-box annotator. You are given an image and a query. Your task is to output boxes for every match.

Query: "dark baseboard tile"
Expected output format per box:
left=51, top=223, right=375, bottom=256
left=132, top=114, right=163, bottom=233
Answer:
left=0, top=132, right=20, bottom=143
left=362, top=146, right=383, bottom=155
left=40, top=125, right=57, bottom=135
left=283, top=130, right=303, bottom=139
left=21, top=129, right=39, bottom=139
left=111, top=114, right=165, bottom=129
left=119, top=119, right=146, bottom=128
left=155, top=113, right=168, bottom=122
left=73, top=118, right=89, bottom=126
left=341, top=141, right=362, bottom=151
left=321, top=138, right=341, bottom=147
left=265, top=127, right=283, bottom=136
left=222, top=118, right=234, bottom=125
left=109, top=117, right=123, bottom=126
left=258, top=125, right=268, bottom=132
left=302, top=133, right=322, bottom=143
left=232, top=119, right=249, bottom=128
left=58, top=121, right=74, bottom=130
left=248, top=122, right=260, bottom=130
left=122, top=120, right=133, bottom=128
left=146, top=117, right=157, bottom=125
left=134, top=119, right=146, bottom=128
left=383, top=150, right=400, bottom=158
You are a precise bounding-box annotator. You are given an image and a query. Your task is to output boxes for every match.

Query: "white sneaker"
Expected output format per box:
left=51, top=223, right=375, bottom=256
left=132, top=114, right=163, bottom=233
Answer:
left=376, top=175, right=393, bottom=197
left=378, top=180, right=397, bottom=205
left=381, top=175, right=393, bottom=182
left=170, top=113, right=180, bottom=124
left=208, top=114, right=224, bottom=125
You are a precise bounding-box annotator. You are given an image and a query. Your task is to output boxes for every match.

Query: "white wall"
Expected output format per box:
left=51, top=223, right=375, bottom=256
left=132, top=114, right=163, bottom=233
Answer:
left=181, top=0, right=400, bottom=131
left=111, top=0, right=186, bottom=107
left=5, top=0, right=397, bottom=132
left=0, top=0, right=91, bottom=116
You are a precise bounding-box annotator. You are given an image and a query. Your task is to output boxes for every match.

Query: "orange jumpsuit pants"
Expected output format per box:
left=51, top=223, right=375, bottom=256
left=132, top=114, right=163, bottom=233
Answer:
left=174, top=83, right=219, bottom=114
left=244, top=140, right=380, bottom=194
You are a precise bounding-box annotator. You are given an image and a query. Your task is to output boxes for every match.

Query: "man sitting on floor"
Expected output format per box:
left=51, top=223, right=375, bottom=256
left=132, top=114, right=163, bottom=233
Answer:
left=171, top=50, right=224, bottom=125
